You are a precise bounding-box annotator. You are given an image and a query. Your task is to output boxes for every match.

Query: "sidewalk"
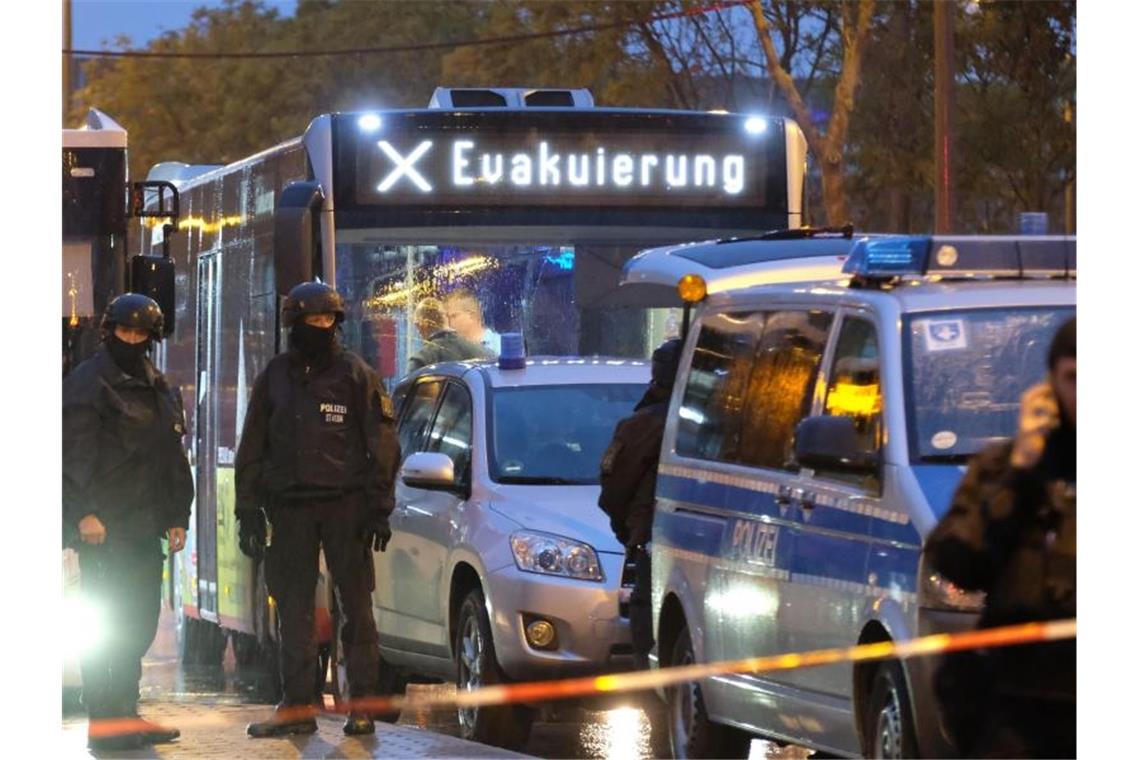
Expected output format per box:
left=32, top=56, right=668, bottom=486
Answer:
left=61, top=700, right=533, bottom=759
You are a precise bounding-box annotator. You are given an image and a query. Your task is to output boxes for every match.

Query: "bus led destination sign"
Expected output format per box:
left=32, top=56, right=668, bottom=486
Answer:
left=353, top=129, right=769, bottom=208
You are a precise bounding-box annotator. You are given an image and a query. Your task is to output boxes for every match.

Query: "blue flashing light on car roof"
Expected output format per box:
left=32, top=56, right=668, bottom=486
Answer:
left=499, top=332, right=527, bottom=370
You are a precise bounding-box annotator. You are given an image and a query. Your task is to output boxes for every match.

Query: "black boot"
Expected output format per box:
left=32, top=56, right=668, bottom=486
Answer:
left=344, top=713, right=375, bottom=736
left=87, top=731, right=143, bottom=753
left=247, top=704, right=319, bottom=738
left=132, top=717, right=181, bottom=744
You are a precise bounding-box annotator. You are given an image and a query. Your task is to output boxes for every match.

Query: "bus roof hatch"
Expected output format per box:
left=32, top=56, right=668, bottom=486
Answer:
left=428, top=87, right=594, bottom=109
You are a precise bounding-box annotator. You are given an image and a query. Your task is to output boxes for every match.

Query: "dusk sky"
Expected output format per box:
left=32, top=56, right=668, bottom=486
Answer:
left=71, top=0, right=297, bottom=50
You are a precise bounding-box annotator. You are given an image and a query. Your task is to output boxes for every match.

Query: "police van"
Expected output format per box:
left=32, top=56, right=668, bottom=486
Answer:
left=622, top=234, right=1075, bottom=758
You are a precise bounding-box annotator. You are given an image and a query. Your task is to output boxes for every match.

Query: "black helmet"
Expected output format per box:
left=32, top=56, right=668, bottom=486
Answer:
left=282, top=282, right=345, bottom=328
left=651, top=338, right=683, bottom=390
left=101, top=293, right=164, bottom=341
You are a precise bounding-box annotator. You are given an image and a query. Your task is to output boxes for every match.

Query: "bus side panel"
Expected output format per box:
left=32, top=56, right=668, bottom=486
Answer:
left=215, top=145, right=309, bottom=632
left=147, top=178, right=201, bottom=619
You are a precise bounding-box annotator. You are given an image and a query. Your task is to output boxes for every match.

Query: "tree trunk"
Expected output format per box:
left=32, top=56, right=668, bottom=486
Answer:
left=889, top=185, right=910, bottom=232
left=821, top=161, right=850, bottom=226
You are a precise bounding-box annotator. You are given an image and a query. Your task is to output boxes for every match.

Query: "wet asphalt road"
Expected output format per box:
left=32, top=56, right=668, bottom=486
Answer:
left=65, top=609, right=812, bottom=759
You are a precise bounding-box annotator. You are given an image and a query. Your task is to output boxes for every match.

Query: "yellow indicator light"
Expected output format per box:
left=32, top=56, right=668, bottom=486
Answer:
left=825, top=382, right=882, bottom=417
left=67, top=272, right=80, bottom=328
left=525, top=619, right=557, bottom=649
left=677, top=273, right=707, bottom=304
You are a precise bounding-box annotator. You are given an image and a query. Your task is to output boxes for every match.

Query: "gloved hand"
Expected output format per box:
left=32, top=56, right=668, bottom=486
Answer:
left=360, top=514, right=392, bottom=553
left=237, top=509, right=267, bottom=559
left=609, top=517, right=631, bottom=547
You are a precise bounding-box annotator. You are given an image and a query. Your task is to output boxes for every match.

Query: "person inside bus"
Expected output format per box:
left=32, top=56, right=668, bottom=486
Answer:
left=234, top=282, right=401, bottom=738
left=407, top=296, right=490, bottom=373
left=62, top=293, right=193, bottom=753
left=444, top=288, right=502, bottom=356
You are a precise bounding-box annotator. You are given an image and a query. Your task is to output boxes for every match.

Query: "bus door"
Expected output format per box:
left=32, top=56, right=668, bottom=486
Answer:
left=194, top=251, right=221, bottom=622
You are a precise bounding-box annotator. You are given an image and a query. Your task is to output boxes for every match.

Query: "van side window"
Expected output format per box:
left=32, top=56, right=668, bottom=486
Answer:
left=737, top=310, right=833, bottom=470
left=398, top=379, right=443, bottom=457
left=821, top=317, right=882, bottom=489
left=676, top=311, right=764, bottom=463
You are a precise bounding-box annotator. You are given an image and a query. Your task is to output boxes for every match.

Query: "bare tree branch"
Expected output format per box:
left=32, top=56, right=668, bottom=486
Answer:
left=823, top=0, right=875, bottom=156
left=690, top=11, right=735, bottom=107
left=802, top=6, right=837, bottom=98
left=748, top=0, right=824, bottom=149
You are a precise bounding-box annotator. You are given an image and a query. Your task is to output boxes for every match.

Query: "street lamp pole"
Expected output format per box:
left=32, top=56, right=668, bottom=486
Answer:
left=934, top=0, right=955, bottom=233
left=63, top=0, right=73, bottom=125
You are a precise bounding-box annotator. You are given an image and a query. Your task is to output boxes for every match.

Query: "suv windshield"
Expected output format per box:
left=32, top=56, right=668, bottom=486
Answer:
left=489, top=384, right=646, bottom=484
left=905, top=306, right=1074, bottom=461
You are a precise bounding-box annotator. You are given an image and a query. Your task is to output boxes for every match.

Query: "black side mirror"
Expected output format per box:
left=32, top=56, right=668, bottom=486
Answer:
left=274, top=181, right=324, bottom=295
left=794, top=415, right=879, bottom=473
left=129, top=254, right=176, bottom=336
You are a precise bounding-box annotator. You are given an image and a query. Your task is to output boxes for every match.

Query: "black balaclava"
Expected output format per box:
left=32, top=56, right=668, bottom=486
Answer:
left=291, top=321, right=337, bottom=360
left=107, top=333, right=151, bottom=377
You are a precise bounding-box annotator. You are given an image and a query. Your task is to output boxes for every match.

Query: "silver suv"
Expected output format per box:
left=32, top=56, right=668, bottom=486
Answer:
left=370, top=356, right=650, bottom=748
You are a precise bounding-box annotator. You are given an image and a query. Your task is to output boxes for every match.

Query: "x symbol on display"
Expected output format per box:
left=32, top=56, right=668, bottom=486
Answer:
left=376, top=140, right=434, bottom=193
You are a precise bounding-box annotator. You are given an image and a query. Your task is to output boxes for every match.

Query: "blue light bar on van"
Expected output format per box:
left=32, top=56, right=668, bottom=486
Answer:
left=842, top=235, right=1076, bottom=280
left=842, top=237, right=930, bottom=276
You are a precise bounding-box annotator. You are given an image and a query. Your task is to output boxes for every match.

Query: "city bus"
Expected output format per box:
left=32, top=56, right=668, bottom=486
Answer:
left=136, top=86, right=809, bottom=695
left=62, top=108, right=181, bottom=701
left=63, top=109, right=130, bottom=375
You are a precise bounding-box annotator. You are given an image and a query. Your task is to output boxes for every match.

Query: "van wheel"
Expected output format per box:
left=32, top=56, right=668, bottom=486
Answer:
left=863, top=661, right=918, bottom=759
left=667, top=624, right=751, bottom=759
left=454, top=588, right=534, bottom=750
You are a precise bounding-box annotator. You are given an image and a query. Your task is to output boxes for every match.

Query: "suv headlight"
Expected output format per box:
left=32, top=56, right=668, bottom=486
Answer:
left=509, top=531, right=604, bottom=582
left=919, top=561, right=986, bottom=612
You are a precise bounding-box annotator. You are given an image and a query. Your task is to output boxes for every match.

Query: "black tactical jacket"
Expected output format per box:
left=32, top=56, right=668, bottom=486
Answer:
left=235, top=344, right=400, bottom=516
left=598, top=385, right=671, bottom=549
left=407, top=329, right=489, bottom=373
left=62, top=347, right=193, bottom=545
left=924, top=428, right=1076, bottom=700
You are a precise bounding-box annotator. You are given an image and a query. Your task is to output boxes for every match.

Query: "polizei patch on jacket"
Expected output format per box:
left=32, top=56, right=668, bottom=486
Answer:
left=319, top=402, right=348, bottom=423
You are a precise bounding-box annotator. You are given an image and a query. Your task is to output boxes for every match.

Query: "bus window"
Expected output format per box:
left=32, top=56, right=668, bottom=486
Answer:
left=338, top=243, right=588, bottom=381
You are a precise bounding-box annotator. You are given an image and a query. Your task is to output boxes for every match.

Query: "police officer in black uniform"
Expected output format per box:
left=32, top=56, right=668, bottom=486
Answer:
left=63, top=293, right=193, bottom=753
left=598, top=338, right=682, bottom=669
left=235, top=282, right=400, bottom=737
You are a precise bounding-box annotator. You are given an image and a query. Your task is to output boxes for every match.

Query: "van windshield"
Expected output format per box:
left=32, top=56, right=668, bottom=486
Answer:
left=904, top=306, right=1074, bottom=461
left=489, top=384, right=645, bottom=484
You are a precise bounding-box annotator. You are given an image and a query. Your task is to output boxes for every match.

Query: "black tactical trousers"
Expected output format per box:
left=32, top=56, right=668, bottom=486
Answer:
left=266, top=494, right=379, bottom=707
left=628, top=547, right=654, bottom=669
left=77, top=538, right=164, bottom=721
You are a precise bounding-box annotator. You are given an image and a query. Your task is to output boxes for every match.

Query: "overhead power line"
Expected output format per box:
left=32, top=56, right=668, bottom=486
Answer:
left=64, top=1, right=747, bottom=60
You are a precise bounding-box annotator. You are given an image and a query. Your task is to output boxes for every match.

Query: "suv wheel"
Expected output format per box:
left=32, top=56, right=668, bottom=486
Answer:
left=454, top=588, right=534, bottom=750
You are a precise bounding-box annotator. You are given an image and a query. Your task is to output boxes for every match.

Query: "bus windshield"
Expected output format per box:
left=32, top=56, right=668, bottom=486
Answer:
left=336, top=241, right=683, bottom=381
left=904, top=306, right=1075, bottom=461
left=62, top=141, right=127, bottom=375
